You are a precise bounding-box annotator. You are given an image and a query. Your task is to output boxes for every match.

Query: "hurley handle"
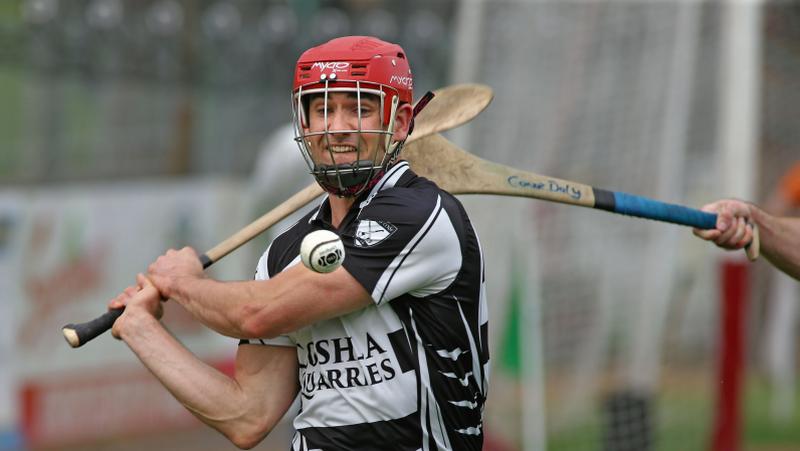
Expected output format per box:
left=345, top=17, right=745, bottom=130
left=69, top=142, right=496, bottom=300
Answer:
left=62, top=308, right=124, bottom=348
left=61, top=262, right=210, bottom=348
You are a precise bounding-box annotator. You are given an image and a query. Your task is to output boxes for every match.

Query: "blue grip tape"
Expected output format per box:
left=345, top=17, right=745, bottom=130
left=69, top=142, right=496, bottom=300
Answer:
left=613, top=191, right=717, bottom=229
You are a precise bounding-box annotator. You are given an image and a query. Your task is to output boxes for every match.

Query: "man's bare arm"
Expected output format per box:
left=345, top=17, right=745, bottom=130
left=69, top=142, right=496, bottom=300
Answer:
left=750, top=206, right=800, bottom=280
left=694, top=199, right=800, bottom=280
left=143, top=248, right=373, bottom=339
left=116, top=305, right=298, bottom=449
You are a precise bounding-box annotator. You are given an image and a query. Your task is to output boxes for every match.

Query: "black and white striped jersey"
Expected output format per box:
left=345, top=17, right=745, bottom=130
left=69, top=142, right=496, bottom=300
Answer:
left=243, top=161, right=489, bottom=451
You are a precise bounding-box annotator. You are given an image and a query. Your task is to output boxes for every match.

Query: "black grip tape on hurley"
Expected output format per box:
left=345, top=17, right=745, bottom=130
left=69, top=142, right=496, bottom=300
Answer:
left=63, top=253, right=215, bottom=348
left=62, top=308, right=124, bottom=348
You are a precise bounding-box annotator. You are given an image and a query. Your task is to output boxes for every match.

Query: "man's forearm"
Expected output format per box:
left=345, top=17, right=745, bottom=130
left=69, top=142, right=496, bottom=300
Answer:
left=751, top=207, right=800, bottom=280
left=168, top=277, right=267, bottom=338
left=163, top=263, right=373, bottom=340
left=120, top=312, right=249, bottom=426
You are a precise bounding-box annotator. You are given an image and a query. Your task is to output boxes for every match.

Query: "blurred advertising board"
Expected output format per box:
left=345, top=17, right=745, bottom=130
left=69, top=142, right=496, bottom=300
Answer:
left=0, top=179, right=255, bottom=448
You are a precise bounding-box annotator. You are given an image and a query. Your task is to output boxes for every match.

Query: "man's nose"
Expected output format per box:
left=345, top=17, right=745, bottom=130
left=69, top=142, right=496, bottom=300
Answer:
left=326, top=110, right=353, bottom=132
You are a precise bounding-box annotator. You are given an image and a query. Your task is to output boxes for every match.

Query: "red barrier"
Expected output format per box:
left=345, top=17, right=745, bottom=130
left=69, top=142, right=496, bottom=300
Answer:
left=20, top=358, right=235, bottom=448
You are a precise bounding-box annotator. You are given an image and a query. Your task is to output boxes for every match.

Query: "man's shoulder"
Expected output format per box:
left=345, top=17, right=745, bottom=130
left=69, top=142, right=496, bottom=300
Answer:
left=362, top=175, right=443, bottom=220
left=372, top=170, right=470, bottom=220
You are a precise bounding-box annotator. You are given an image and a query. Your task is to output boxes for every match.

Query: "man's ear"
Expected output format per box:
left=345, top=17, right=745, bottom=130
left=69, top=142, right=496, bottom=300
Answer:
left=391, top=103, right=414, bottom=142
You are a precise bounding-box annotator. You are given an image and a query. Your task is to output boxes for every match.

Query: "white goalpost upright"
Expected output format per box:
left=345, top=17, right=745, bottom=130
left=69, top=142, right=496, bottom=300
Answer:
left=516, top=225, right=549, bottom=451
left=712, top=1, right=762, bottom=450
left=717, top=0, right=761, bottom=206
left=449, top=0, right=486, bottom=150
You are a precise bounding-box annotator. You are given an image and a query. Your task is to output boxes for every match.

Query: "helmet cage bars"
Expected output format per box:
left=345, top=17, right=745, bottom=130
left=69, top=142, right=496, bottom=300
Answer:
left=292, top=78, right=402, bottom=197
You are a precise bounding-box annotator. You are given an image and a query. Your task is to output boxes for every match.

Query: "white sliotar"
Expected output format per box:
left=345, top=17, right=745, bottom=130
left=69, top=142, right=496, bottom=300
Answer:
left=300, top=229, right=345, bottom=273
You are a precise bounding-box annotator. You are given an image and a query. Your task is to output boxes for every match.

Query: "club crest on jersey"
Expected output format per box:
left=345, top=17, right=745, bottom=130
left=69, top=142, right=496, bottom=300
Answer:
left=354, top=220, right=397, bottom=247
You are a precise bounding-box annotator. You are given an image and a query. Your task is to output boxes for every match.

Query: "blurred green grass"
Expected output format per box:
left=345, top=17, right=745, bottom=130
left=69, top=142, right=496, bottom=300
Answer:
left=744, top=377, right=800, bottom=447
left=540, top=374, right=800, bottom=450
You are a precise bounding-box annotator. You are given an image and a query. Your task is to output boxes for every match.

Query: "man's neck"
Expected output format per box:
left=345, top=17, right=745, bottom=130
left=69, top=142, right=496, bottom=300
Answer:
left=328, top=195, right=357, bottom=229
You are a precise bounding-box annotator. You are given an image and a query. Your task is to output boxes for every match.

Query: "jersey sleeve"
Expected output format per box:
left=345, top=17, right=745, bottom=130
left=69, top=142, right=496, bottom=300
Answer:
left=341, top=189, right=463, bottom=305
left=239, top=244, right=296, bottom=348
left=254, top=246, right=270, bottom=280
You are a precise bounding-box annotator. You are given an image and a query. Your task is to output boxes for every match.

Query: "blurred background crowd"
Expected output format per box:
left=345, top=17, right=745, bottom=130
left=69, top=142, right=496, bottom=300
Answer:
left=0, top=0, right=454, bottom=183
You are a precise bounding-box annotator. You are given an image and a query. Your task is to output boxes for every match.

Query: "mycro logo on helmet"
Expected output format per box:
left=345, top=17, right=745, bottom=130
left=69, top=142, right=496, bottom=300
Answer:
left=390, top=75, right=412, bottom=87
left=312, top=62, right=350, bottom=72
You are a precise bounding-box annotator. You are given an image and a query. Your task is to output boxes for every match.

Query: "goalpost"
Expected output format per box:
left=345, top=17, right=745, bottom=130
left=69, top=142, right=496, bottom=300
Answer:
left=712, top=2, right=762, bottom=450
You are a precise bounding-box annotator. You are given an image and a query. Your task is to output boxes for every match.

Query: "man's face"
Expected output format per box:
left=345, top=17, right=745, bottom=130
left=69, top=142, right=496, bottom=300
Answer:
left=304, top=92, right=387, bottom=167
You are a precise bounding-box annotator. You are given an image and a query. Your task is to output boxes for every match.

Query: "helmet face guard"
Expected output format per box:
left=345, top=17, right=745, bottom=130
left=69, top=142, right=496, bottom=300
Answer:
left=291, top=36, right=413, bottom=197
left=292, top=79, right=402, bottom=197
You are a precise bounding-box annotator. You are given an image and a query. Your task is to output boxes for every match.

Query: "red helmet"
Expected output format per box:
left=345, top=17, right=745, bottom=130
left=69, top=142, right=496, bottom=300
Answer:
left=291, top=36, right=414, bottom=197
left=293, top=36, right=413, bottom=125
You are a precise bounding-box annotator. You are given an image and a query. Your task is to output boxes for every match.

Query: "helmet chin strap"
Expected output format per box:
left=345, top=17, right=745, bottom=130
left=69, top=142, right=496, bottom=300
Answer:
left=313, top=162, right=387, bottom=197
left=313, top=160, right=380, bottom=189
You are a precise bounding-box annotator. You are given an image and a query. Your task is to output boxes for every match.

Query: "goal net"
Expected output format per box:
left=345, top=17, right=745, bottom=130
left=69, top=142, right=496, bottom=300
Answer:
left=453, top=2, right=754, bottom=450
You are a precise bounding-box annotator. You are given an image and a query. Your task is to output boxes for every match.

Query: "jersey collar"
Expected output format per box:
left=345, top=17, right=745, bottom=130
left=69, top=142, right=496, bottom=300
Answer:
left=308, top=161, right=413, bottom=228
